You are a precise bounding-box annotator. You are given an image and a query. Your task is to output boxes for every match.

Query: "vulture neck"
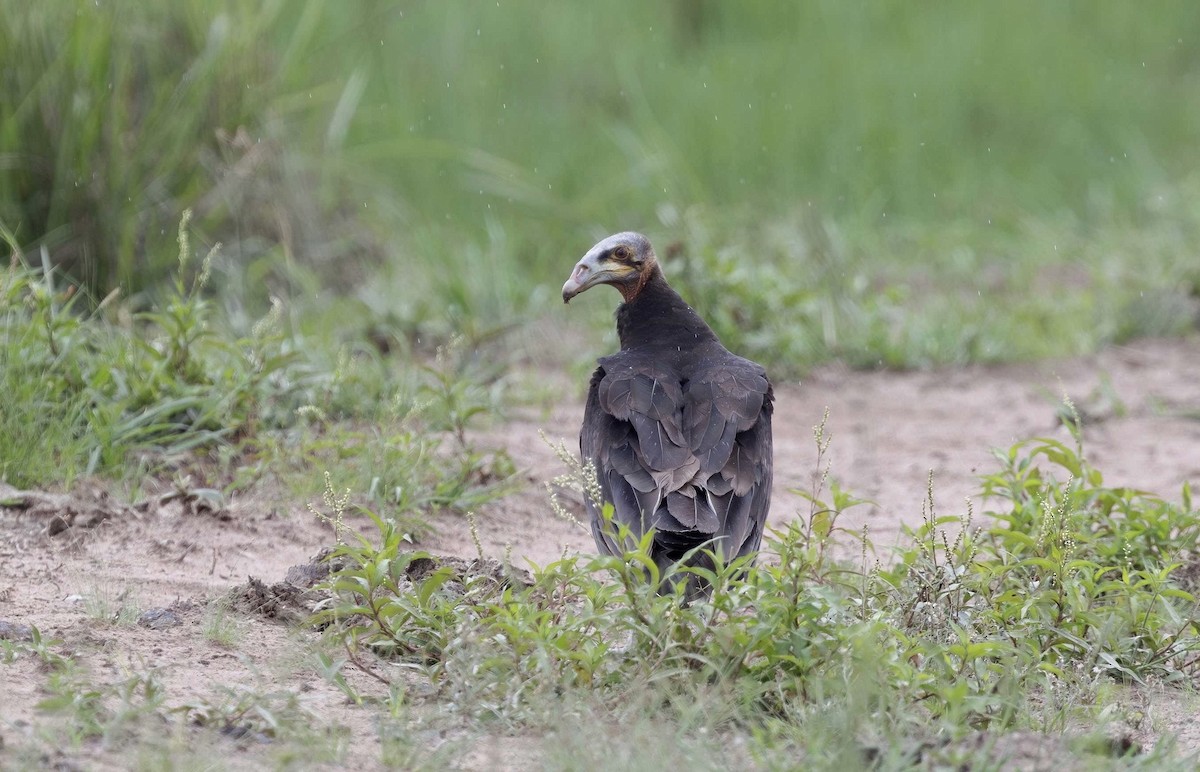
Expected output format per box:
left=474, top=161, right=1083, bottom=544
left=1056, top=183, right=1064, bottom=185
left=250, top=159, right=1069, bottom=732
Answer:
left=615, top=268, right=719, bottom=350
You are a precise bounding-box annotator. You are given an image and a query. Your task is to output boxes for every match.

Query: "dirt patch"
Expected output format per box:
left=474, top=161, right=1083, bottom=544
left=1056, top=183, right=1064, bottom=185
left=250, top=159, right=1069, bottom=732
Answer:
left=0, top=483, right=129, bottom=537
left=224, top=550, right=529, bottom=626
left=430, top=337, right=1200, bottom=567
left=1, top=337, right=1198, bottom=768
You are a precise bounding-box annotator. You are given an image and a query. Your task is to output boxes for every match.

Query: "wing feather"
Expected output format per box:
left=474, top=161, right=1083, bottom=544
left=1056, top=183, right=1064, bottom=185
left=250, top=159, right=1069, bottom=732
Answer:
left=581, top=349, right=774, bottom=568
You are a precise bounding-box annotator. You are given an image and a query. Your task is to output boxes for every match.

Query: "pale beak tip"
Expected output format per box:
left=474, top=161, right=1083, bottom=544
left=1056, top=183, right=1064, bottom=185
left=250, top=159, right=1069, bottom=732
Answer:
left=562, top=265, right=587, bottom=303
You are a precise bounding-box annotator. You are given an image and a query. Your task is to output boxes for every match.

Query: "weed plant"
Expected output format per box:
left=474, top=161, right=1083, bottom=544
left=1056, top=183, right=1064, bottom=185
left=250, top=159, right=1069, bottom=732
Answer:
left=2, top=214, right=513, bottom=530
left=1, top=214, right=300, bottom=485
left=317, top=425, right=1200, bottom=762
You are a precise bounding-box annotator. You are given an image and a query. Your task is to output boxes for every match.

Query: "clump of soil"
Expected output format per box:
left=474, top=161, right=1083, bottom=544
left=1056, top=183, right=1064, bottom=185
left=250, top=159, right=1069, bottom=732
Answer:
left=227, top=576, right=321, bottom=625
left=403, top=554, right=534, bottom=592
left=0, top=483, right=129, bottom=535
left=225, top=550, right=532, bottom=625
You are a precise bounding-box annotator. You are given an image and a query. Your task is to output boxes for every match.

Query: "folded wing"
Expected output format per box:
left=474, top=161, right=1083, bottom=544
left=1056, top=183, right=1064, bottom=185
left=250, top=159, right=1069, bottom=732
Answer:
left=581, top=350, right=774, bottom=569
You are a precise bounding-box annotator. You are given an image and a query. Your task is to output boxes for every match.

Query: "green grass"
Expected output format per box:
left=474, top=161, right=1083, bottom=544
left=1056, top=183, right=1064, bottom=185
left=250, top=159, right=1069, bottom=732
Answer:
left=202, top=600, right=242, bottom=648
left=3, top=2, right=1200, bottom=373
left=654, top=197, right=1200, bottom=371
left=311, top=421, right=1200, bottom=766
left=1, top=214, right=513, bottom=527
left=1, top=215, right=292, bottom=486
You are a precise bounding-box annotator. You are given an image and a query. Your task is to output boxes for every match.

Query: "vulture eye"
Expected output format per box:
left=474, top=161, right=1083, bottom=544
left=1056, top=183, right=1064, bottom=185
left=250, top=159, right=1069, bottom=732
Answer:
left=612, top=246, right=631, bottom=262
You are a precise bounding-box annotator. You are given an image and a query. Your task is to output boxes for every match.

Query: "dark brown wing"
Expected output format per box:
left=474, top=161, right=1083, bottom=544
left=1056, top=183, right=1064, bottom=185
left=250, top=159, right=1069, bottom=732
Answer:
left=679, top=356, right=774, bottom=561
left=581, top=359, right=681, bottom=557
left=580, top=349, right=773, bottom=569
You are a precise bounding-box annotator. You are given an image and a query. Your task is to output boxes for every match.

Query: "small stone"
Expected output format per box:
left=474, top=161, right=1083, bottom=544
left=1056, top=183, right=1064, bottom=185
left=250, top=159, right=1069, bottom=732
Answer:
left=138, top=608, right=182, bottom=630
left=0, top=620, right=33, bottom=641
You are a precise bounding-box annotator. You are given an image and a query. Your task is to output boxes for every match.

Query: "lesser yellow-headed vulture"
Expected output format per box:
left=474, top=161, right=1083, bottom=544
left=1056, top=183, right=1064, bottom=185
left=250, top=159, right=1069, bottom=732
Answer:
left=563, top=232, right=774, bottom=593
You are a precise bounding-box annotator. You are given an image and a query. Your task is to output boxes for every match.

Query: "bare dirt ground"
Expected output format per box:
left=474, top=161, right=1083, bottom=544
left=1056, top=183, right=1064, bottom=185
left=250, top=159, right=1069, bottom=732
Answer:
left=2, top=336, right=1199, bottom=769
left=433, top=337, right=1200, bottom=568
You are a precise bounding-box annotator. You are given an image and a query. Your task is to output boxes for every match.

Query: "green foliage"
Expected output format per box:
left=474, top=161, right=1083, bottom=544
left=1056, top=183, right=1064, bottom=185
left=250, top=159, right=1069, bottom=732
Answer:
left=660, top=199, right=1200, bottom=374
left=0, top=214, right=304, bottom=485
left=290, top=337, right=514, bottom=531
left=176, top=686, right=341, bottom=751
left=0, top=626, right=68, bottom=670
left=202, top=600, right=242, bottom=648
left=4, top=2, right=1200, bottom=373
left=982, top=441, right=1200, bottom=574
left=0, top=252, right=93, bottom=487
left=317, top=434, right=1200, bottom=760
left=0, top=1, right=372, bottom=296
left=31, top=657, right=168, bottom=750
left=877, top=434, right=1200, bottom=720
left=323, top=2, right=1200, bottom=231
left=3, top=215, right=514, bottom=544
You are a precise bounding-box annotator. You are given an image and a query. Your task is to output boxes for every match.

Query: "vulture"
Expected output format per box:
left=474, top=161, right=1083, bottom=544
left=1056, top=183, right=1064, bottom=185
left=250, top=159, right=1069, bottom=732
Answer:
left=562, top=232, right=774, bottom=595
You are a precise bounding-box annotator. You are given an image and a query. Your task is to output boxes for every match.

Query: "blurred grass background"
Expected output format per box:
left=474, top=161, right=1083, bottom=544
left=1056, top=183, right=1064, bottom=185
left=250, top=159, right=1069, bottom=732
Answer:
left=3, top=0, right=1200, bottom=373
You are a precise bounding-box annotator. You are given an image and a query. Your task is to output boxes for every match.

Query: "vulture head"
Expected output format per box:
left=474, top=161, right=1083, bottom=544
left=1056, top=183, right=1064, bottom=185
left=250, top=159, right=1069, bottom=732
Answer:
left=562, top=232, right=658, bottom=304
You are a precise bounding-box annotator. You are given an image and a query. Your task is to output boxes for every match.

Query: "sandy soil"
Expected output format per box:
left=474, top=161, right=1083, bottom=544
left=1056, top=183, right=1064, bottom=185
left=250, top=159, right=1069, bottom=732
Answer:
left=430, top=337, right=1200, bottom=567
left=1, top=336, right=1198, bottom=768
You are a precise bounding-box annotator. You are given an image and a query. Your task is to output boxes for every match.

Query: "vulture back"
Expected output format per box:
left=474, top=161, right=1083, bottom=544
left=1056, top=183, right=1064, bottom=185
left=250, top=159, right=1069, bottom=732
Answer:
left=581, top=307, right=774, bottom=595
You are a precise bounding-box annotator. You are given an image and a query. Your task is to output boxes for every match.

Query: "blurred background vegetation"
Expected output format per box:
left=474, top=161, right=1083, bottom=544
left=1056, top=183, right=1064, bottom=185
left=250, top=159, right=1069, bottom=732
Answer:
left=3, top=0, right=1200, bottom=373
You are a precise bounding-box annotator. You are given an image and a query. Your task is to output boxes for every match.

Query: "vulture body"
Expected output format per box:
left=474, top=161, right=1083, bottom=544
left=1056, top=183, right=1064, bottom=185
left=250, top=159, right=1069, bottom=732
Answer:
left=562, top=232, right=774, bottom=592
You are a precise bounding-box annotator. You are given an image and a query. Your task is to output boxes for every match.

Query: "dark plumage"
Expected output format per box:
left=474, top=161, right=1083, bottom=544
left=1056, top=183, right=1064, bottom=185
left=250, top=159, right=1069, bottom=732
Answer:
left=562, top=232, right=774, bottom=594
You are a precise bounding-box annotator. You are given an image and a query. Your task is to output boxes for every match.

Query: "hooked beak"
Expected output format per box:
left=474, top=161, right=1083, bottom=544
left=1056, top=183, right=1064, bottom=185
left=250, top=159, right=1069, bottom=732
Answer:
left=561, top=260, right=593, bottom=303
left=562, top=251, right=621, bottom=303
